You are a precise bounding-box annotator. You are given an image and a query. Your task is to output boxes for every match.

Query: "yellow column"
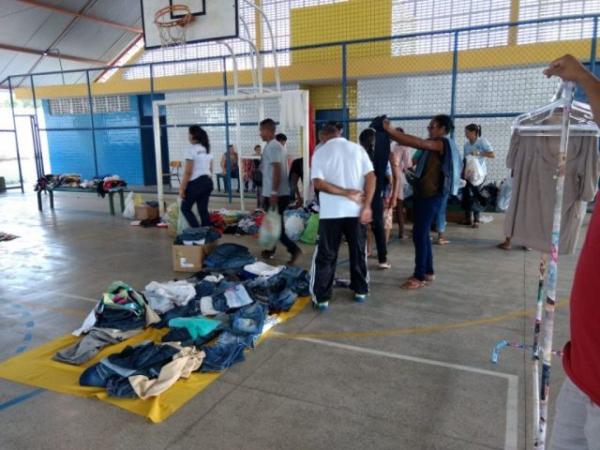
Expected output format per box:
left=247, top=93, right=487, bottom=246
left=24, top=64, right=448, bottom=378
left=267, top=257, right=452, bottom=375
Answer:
left=508, top=0, right=521, bottom=46
left=255, top=0, right=263, bottom=51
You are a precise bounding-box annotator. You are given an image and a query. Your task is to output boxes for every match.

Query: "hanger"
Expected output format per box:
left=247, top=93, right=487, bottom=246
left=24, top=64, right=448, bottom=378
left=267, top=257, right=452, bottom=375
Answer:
left=512, top=81, right=600, bottom=137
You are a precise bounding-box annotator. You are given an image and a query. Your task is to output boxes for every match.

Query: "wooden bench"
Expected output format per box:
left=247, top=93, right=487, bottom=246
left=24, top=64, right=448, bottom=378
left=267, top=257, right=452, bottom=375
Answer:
left=37, top=186, right=125, bottom=215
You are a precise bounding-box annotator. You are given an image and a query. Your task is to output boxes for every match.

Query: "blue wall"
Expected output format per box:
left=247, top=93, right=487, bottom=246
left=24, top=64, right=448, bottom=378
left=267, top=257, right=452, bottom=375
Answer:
left=43, top=96, right=144, bottom=185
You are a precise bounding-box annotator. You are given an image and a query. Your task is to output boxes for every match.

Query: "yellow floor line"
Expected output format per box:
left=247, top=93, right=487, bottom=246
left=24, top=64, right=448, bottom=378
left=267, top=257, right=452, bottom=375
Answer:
left=270, top=299, right=569, bottom=340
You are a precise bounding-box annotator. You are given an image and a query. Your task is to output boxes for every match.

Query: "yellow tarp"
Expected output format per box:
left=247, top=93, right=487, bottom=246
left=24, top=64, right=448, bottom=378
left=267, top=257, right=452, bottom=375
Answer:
left=0, top=297, right=309, bottom=423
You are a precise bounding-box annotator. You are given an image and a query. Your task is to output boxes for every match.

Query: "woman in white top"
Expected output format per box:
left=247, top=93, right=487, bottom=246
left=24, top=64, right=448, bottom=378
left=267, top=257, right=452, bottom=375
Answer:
left=179, top=125, right=214, bottom=227
left=462, top=123, right=494, bottom=228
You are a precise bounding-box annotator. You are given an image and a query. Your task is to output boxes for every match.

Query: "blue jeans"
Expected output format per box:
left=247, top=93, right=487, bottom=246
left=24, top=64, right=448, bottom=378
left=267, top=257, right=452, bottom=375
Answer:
left=435, top=192, right=450, bottom=234
left=412, top=195, right=443, bottom=281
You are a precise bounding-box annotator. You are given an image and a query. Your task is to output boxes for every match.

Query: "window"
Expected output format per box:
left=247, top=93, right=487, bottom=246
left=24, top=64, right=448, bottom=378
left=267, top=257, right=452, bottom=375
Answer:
left=49, top=96, right=130, bottom=115
left=125, top=0, right=346, bottom=79
left=392, top=0, right=511, bottom=56
left=518, top=0, right=600, bottom=44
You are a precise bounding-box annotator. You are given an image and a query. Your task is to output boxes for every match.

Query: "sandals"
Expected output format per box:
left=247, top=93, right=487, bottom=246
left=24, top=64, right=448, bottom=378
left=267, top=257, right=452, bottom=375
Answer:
left=425, top=274, right=436, bottom=283
left=434, top=238, right=450, bottom=245
left=401, top=278, right=426, bottom=290
left=497, top=242, right=511, bottom=251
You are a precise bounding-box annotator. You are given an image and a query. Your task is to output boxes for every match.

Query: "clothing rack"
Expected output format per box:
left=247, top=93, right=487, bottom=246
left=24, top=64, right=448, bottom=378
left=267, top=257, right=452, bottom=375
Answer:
left=492, top=81, right=587, bottom=449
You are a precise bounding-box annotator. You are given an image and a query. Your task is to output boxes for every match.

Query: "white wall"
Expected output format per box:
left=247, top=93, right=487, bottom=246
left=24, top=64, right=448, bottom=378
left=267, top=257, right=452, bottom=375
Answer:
left=357, top=65, right=558, bottom=182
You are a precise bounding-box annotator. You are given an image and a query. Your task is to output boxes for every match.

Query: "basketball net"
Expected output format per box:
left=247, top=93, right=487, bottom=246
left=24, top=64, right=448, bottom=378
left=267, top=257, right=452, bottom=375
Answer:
left=154, top=4, right=194, bottom=53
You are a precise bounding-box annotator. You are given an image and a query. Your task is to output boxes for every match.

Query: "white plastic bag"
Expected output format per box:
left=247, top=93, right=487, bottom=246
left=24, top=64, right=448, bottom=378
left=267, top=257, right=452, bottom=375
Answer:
left=122, top=191, right=135, bottom=219
left=285, top=215, right=306, bottom=242
left=464, top=155, right=486, bottom=187
left=259, top=208, right=281, bottom=249
left=497, top=177, right=512, bottom=212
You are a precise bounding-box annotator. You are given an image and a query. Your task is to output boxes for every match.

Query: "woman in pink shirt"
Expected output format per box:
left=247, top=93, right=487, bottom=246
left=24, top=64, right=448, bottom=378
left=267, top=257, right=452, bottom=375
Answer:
left=390, top=127, right=413, bottom=239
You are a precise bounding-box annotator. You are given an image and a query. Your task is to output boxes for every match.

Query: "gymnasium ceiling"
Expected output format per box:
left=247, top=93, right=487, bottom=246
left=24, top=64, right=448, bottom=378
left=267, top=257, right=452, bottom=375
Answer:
left=0, top=0, right=143, bottom=87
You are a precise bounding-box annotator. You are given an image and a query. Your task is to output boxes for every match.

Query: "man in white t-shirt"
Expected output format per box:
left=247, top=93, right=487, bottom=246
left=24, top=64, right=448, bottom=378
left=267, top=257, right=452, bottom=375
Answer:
left=310, top=123, right=376, bottom=310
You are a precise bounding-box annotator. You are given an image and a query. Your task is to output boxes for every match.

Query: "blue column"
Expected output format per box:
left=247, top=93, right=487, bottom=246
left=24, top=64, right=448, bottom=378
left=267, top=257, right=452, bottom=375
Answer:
left=8, top=77, right=24, bottom=193
left=341, top=44, right=348, bottom=139
left=222, top=57, right=232, bottom=203
left=85, top=70, right=99, bottom=177
left=449, top=30, right=459, bottom=139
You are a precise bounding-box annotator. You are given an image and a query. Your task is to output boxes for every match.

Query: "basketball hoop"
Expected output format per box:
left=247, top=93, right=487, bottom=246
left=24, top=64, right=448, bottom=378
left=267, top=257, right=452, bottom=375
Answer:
left=154, top=4, right=194, bottom=47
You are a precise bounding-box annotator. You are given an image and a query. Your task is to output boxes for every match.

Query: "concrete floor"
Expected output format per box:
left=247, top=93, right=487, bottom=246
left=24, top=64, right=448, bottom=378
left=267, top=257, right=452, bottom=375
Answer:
left=0, top=190, right=581, bottom=450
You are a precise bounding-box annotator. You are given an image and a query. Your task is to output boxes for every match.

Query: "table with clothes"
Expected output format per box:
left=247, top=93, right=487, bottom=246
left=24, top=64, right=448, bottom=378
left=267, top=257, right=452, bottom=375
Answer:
left=35, top=173, right=127, bottom=214
left=53, top=243, right=311, bottom=401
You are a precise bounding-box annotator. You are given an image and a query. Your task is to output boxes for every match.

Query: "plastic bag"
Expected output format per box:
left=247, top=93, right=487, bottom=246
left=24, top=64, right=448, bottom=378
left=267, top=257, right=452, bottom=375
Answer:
left=259, top=208, right=281, bottom=249
left=176, top=198, right=190, bottom=234
left=497, top=177, right=512, bottom=212
left=122, top=191, right=136, bottom=219
left=285, top=215, right=306, bottom=242
left=300, top=213, right=319, bottom=245
left=464, top=155, right=486, bottom=187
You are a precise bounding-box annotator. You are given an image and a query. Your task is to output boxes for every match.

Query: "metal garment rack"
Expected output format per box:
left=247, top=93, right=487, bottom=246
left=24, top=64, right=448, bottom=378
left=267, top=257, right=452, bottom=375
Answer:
left=491, top=82, right=600, bottom=449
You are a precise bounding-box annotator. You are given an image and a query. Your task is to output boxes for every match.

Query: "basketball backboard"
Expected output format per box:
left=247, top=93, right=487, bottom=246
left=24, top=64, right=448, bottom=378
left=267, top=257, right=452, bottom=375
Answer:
left=141, top=0, right=239, bottom=49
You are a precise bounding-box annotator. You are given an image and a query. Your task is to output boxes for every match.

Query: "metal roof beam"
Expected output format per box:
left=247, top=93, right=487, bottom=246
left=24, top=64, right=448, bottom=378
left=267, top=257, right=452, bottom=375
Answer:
left=17, top=0, right=143, bottom=34
left=0, top=42, right=107, bottom=65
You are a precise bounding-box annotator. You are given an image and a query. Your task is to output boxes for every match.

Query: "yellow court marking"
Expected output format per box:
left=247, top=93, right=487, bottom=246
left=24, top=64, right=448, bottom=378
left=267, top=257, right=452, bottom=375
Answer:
left=271, top=299, right=569, bottom=340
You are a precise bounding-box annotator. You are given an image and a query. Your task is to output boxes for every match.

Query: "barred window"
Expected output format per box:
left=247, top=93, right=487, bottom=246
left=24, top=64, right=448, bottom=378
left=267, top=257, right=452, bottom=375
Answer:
left=518, top=0, right=600, bottom=44
left=392, top=0, right=511, bottom=56
left=49, top=96, right=130, bottom=115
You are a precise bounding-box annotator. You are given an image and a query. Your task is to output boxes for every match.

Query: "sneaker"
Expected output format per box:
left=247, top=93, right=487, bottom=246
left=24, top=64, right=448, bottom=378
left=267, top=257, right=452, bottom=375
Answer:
left=312, top=299, right=329, bottom=311
left=354, top=293, right=368, bottom=303
left=378, top=261, right=392, bottom=270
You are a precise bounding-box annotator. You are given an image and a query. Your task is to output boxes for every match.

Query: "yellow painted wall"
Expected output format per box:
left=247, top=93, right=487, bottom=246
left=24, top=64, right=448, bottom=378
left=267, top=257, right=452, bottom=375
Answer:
left=291, top=0, right=391, bottom=62
left=16, top=0, right=595, bottom=100
left=305, top=83, right=358, bottom=140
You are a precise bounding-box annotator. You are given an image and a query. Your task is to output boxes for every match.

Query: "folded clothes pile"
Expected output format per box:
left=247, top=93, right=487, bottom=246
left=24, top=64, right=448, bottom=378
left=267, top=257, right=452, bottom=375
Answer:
left=54, top=244, right=309, bottom=400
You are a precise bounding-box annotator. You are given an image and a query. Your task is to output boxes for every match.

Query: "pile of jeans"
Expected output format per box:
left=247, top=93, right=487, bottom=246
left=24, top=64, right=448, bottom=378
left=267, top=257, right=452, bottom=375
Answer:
left=58, top=250, right=311, bottom=397
left=203, top=243, right=256, bottom=271
left=79, top=340, right=205, bottom=399
left=200, top=302, right=267, bottom=372
left=174, top=227, right=222, bottom=246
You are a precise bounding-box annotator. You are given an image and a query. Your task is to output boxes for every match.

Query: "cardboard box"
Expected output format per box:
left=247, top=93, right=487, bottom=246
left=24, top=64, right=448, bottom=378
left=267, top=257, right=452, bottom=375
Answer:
left=172, top=242, right=217, bottom=272
left=135, top=204, right=159, bottom=221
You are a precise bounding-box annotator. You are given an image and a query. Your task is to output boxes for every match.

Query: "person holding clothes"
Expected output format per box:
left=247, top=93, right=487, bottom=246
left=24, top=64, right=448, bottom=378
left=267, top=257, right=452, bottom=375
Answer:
left=461, top=123, right=495, bottom=228
left=259, top=118, right=302, bottom=265
left=383, top=115, right=460, bottom=290
left=179, top=125, right=214, bottom=228
left=360, top=121, right=400, bottom=270
left=310, top=123, right=376, bottom=310
left=390, top=128, right=413, bottom=239
left=541, top=54, right=600, bottom=450
left=359, top=128, right=396, bottom=266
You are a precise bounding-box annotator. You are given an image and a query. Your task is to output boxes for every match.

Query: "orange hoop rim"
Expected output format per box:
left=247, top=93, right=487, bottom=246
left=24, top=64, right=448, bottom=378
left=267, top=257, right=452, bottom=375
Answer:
left=154, top=5, right=194, bottom=28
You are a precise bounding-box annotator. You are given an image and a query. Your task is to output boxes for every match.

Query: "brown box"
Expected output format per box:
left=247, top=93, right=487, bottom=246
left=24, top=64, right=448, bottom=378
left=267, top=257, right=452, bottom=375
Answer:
left=172, top=242, right=217, bottom=272
left=135, top=204, right=159, bottom=221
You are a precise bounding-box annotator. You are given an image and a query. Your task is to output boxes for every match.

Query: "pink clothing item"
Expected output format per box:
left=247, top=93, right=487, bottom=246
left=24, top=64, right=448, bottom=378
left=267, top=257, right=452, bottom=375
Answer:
left=390, top=143, right=413, bottom=200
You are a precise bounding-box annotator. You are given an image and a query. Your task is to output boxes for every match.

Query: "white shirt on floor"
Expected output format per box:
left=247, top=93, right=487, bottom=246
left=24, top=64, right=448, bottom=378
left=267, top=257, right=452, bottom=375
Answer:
left=184, top=144, right=212, bottom=181
left=311, top=137, right=374, bottom=219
